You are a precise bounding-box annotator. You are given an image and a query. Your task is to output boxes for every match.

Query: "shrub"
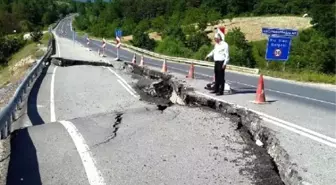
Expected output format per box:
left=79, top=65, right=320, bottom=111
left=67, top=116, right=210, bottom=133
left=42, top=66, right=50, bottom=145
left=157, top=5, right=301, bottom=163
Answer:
left=155, top=37, right=192, bottom=58
left=31, top=29, right=43, bottom=43
left=226, top=27, right=255, bottom=67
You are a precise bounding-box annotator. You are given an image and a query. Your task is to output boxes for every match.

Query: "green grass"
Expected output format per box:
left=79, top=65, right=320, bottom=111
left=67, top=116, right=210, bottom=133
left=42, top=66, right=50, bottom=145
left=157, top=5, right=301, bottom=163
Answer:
left=0, top=33, right=52, bottom=87
left=261, top=70, right=336, bottom=84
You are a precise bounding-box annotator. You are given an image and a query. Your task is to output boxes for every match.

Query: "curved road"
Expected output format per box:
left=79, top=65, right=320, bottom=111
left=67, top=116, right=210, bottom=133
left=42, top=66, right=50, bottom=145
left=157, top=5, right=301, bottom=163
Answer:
left=55, top=17, right=336, bottom=185
left=5, top=18, right=289, bottom=185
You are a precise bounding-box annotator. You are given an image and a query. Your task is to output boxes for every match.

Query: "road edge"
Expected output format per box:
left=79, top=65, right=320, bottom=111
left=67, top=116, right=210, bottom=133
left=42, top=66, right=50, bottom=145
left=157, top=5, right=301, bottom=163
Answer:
left=126, top=62, right=309, bottom=185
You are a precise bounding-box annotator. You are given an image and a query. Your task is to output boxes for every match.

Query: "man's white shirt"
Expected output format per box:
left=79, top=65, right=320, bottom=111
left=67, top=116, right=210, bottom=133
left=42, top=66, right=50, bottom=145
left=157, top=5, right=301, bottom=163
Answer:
left=206, top=41, right=229, bottom=65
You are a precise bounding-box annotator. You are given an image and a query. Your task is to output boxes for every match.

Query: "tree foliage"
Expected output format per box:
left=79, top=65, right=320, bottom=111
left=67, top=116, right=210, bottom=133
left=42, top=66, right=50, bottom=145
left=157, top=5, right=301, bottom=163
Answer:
left=0, top=0, right=73, bottom=65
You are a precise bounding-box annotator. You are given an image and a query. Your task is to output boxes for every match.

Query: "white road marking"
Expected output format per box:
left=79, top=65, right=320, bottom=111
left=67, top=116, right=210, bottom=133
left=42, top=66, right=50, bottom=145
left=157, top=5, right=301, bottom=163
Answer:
left=50, top=66, right=57, bottom=122
left=263, top=117, right=336, bottom=149
left=57, top=38, right=61, bottom=57
left=117, top=79, right=138, bottom=98
left=228, top=80, right=336, bottom=106
left=195, top=91, right=336, bottom=148
left=59, top=120, right=106, bottom=185
left=106, top=67, right=137, bottom=94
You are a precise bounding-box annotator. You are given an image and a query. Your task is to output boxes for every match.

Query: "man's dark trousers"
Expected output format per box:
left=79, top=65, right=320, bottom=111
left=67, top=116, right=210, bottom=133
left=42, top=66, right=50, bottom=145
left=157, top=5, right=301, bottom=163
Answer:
left=214, top=61, right=225, bottom=93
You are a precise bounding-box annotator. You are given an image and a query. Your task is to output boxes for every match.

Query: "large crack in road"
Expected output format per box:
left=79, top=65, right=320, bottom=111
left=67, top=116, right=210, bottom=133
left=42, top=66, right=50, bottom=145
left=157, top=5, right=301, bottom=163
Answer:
left=50, top=59, right=297, bottom=185
left=123, top=62, right=301, bottom=185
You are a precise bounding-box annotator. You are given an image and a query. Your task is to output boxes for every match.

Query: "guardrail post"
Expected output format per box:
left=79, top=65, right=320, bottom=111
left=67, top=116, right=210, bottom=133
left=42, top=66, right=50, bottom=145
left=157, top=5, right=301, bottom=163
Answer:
left=12, top=106, right=20, bottom=121
left=7, top=115, right=12, bottom=135
left=1, top=122, right=8, bottom=139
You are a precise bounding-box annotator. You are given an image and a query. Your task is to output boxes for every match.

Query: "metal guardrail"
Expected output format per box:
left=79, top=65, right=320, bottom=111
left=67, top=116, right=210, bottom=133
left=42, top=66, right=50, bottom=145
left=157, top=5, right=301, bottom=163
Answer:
left=115, top=42, right=260, bottom=74
left=0, top=20, right=60, bottom=139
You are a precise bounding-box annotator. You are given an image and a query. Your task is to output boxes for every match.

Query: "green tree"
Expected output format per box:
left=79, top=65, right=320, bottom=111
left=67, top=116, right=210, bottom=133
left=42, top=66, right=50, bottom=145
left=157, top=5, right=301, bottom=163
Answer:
left=185, top=32, right=211, bottom=52
left=151, top=16, right=165, bottom=32
left=226, top=27, right=255, bottom=67
left=31, top=28, right=43, bottom=42
left=132, top=29, right=156, bottom=51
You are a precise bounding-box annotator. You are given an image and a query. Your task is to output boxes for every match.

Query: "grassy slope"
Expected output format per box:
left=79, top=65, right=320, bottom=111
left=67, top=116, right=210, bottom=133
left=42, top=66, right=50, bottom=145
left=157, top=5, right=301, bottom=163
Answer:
left=0, top=33, right=50, bottom=87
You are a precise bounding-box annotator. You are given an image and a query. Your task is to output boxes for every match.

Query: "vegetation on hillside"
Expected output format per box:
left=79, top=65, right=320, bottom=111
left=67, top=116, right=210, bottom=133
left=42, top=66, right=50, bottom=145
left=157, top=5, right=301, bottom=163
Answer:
left=0, top=0, right=74, bottom=66
left=72, top=0, right=335, bottom=83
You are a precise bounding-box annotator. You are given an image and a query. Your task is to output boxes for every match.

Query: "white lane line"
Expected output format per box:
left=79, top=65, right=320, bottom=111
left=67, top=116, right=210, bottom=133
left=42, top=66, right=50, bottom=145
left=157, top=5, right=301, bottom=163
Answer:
left=228, top=80, right=336, bottom=106
left=106, top=67, right=137, bottom=94
left=195, top=91, right=336, bottom=148
left=70, top=20, right=73, bottom=31
left=57, top=37, right=61, bottom=57
left=117, top=79, right=138, bottom=98
left=59, top=120, right=106, bottom=185
left=263, top=117, right=336, bottom=149
left=50, top=66, right=57, bottom=122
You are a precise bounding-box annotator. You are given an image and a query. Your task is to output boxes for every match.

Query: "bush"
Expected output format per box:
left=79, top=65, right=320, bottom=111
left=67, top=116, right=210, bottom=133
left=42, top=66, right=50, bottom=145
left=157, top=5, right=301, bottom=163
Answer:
left=31, top=29, right=43, bottom=43
left=0, top=35, right=26, bottom=65
left=131, top=30, right=156, bottom=51
left=185, top=31, right=211, bottom=52
left=155, top=37, right=192, bottom=58
left=193, top=44, right=212, bottom=60
left=251, top=40, right=267, bottom=69
left=226, top=27, right=255, bottom=67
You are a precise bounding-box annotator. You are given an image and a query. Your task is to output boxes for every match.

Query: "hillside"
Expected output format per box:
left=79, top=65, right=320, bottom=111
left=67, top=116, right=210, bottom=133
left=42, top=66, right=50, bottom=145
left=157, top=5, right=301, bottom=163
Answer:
left=206, top=16, right=312, bottom=41
left=122, top=16, right=313, bottom=43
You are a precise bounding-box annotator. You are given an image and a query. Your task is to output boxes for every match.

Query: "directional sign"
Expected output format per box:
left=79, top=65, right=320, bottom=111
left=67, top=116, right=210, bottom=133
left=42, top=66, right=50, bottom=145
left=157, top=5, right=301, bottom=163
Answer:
left=262, top=27, right=298, bottom=37
left=265, top=36, right=291, bottom=61
left=115, top=29, right=122, bottom=37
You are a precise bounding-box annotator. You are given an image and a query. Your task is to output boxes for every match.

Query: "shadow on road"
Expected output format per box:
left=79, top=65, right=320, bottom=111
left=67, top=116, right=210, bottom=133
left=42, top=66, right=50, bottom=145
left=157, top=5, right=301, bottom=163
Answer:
left=6, top=129, right=42, bottom=185
left=27, top=65, right=50, bottom=126
left=231, top=87, right=256, bottom=94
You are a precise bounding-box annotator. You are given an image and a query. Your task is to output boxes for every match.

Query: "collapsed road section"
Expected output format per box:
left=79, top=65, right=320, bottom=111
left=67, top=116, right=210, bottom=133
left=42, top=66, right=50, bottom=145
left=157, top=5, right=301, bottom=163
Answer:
left=50, top=58, right=295, bottom=185
left=123, top=62, right=303, bottom=185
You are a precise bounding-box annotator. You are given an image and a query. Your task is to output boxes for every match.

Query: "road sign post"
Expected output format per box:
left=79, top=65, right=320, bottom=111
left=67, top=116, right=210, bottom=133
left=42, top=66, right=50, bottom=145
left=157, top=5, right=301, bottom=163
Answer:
left=262, top=27, right=298, bottom=71
left=115, top=29, right=122, bottom=61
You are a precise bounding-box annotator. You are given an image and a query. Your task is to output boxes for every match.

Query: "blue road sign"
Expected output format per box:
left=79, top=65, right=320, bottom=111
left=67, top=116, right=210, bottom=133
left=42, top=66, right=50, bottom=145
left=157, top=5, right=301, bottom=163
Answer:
left=115, top=29, right=122, bottom=37
left=262, top=28, right=298, bottom=37
left=265, top=36, right=292, bottom=61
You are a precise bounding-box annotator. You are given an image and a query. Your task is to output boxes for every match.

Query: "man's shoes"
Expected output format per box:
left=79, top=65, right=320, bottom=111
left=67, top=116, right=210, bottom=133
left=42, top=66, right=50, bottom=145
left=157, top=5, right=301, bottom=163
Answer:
left=210, top=91, right=218, bottom=94
left=216, top=92, right=224, bottom=96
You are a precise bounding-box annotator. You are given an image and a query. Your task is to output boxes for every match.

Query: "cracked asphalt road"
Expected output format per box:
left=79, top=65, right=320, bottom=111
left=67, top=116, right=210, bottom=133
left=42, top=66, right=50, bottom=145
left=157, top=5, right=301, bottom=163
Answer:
left=5, top=18, right=283, bottom=185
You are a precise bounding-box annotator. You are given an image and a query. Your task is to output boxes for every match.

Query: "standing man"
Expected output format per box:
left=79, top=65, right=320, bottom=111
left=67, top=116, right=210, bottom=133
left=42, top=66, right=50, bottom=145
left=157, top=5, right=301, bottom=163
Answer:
left=205, top=28, right=229, bottom=96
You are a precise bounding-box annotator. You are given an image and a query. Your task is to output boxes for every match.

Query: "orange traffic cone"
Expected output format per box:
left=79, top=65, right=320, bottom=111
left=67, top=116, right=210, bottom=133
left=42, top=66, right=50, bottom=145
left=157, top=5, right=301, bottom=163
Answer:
left=132, top=53, right=136, bottom=64
left=139, top=55, right=144, bottom=67
left=161, top=59, right=167, bottom=73
left=186, top=63, right=195, bottom=79
left=253, top=74, right=266, bottom=104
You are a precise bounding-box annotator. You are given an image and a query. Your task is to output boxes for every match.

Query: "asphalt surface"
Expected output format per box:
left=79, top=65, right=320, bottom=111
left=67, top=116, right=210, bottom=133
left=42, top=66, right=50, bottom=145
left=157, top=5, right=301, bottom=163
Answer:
left=54, top=17, right=336, bottom=185
left=5, top=18, right=287, bottom=185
